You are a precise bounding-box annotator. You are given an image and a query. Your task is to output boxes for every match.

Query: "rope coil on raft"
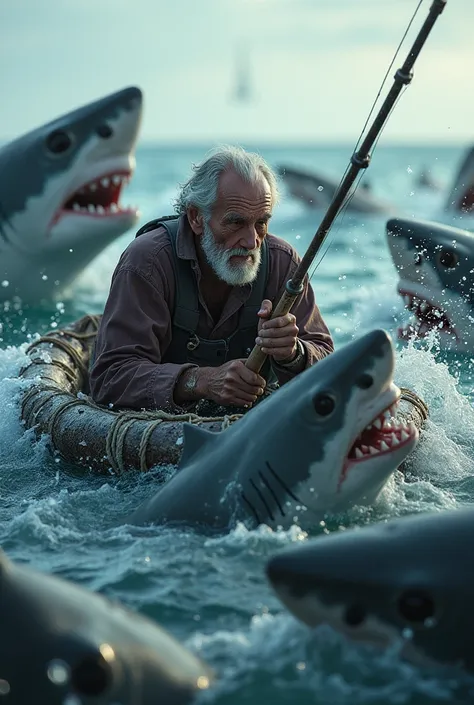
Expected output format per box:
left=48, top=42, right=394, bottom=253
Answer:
left=399, top=386, right=429, bottom=427
left=102, top=408, right=242, bottom=475
left=18, top=314, right=429, bottom=475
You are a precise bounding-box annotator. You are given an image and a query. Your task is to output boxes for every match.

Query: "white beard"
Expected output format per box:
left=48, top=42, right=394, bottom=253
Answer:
left=201, top=221, right=262, bottom=286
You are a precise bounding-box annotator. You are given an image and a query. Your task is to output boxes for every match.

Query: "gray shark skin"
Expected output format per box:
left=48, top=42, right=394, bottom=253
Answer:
left=0, top=86, right=142, bottom=303
left=128, top=329, right=418, bottom=532
left=0, top=548, right=212, bottom=705
left=443, top=145, right=474, bottom=215
left=386, top=217, right=474, bottom=353
left=277, top=165, right=394, bottom=215
left=266, top=507, right=474, bottom=672
left=416, top=167, right=443, bottom=192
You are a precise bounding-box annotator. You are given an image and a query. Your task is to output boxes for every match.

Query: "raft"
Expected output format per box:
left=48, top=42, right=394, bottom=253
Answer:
left=18, top=315, right=430, bottom=476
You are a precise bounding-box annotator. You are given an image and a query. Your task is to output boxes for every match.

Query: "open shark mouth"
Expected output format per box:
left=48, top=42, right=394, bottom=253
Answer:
left=342, top=399, right=416, bottom=479
left=396, top=288, right=457, bottom=341
left=53, top=170, right=137, bottom=224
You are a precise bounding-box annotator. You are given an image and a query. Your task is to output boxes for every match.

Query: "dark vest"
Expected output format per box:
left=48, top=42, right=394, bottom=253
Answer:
left=135, top=216, right=272, bottom=374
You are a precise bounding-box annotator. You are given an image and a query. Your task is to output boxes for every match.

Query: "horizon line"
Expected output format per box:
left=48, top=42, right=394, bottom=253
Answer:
left=0, top=136, right=470, bottom=150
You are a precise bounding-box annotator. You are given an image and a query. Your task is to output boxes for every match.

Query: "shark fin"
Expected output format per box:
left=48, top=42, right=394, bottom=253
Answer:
left=178, top=423, right=220, bottom=467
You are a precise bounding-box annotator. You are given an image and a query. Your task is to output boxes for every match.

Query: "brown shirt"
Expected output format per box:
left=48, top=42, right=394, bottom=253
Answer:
left=89, top=215, right=334, bottom=411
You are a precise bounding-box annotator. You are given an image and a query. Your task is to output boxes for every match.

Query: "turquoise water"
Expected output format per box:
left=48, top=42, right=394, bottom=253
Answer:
left=2, top=142, right=474, bottom=704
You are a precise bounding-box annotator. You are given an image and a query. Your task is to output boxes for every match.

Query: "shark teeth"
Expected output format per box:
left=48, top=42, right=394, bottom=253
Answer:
left=348, top=402, right=416, bottom=461
left=63, top=171, right=135, bottom=216
left=398, top=289, right=453, bottom=337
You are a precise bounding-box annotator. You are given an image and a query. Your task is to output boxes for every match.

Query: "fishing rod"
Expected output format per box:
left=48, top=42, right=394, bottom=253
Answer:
left=245, top=0, right=447, bottom=374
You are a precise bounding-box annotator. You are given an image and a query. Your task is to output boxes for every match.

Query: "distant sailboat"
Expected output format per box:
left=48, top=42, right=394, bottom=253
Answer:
left=232, top=50, right=252, bottom=104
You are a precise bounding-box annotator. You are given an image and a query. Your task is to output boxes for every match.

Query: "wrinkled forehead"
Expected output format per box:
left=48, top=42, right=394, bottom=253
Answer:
left=214, top=169, right=273, bottom=218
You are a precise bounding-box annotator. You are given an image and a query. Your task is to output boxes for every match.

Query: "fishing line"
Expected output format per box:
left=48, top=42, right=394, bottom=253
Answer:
left=353, top=0, right=425, bottom=154
left=309, top=83, right=410, bottom=280
left=246, top=0, right=448, bottom=373
left=306, top=0, right=425, bottom=279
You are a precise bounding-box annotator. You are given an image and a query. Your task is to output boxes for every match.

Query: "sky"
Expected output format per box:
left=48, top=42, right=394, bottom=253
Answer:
left=1, top=0, right=473, bottom=144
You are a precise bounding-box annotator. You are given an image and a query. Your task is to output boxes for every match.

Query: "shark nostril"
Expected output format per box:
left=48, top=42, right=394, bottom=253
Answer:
left=343, top=603, right=367, bottom=627
left=356, top=373, right=373, bottom=389
left=46, top=129, right=73, bottom=155
left=70, top=651, right=113, bottom=697
left=97, top=123, right=113, bottom=139
left=397, top=589, right=435, bottom=624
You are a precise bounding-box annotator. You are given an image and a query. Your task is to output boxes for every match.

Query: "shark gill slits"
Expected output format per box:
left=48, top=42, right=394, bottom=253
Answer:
left=97, top=123, right=113, bottom=139
left=343, top=604, right=367, bottom=627
left=46, top=129, right=73, bottom=155
left=397, top=589, right=435, bottom=624
left=437, top=248, right=459, bottom=269
left=241, top=492, right=262, bottom=525
left=70, top=651, right=113, bottom=697
left=356, top=373, right=373, bottom=389
left=249, top=478, right=275, bottom=522
left=312, top=393, right=336, bottom=417
left=265, top=461, right=304, bottom=504
left=258, top=470, right=285, bottom=516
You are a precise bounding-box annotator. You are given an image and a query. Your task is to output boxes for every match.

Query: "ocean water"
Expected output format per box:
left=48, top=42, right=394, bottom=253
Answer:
left=2, top=142, right=474, bottom=704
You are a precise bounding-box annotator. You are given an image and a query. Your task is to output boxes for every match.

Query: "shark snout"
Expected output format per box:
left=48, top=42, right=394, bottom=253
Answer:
left=349, top=329, right=395, bottom=399
left=72, top=86, right=143, bottom=130
left=1, top=548, right=213, bottom=703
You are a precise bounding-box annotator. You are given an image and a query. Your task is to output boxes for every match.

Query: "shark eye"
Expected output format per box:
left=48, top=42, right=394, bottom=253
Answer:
left=46, top=129, right=73, bottom=155
left=313, top=393, right=336, bottom=417
left=356, top=373, right=373, bottom=389
left=97, top=123, right=113, bottom=139
left=397, top=589, right=435, bottom=624
left=413, top=252, right=423, bottom=266
left=70, top=651, right=113, bottom=697
left=437, top=248, right=458, bottom=269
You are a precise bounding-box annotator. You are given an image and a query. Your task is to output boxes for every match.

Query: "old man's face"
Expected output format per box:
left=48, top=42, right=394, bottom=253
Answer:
left=203, top=169, right=273, bottom=286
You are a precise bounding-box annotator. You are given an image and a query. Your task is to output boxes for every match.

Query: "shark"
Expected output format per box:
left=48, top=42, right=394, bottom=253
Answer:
left=276, top=164, right=394, bottom=215
left=386, top=216, right=474, bottom=353
left=128, top=329, right=419, bottom=532
left=0, top=86, right=143, bottom=303
left=0, top=547, right=212, bottom=705
left=265, top=506, right=474, bottom=672
left=442, top=144, right=474, bottom=220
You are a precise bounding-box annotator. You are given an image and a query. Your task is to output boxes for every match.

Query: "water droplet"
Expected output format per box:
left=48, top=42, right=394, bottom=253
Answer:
left=423, top=617, right=437, bottom=628
left=317, top=185, right=324, bottom=191
left=99, top=643, right=115, bottom=662
left=407, top=166, right=413, bottom=173
left=63, top=695, right=82, bottom=705
left=47, top=659, right=70, bottom=685
left=42, top=274, right=48, bottom=281
left=197, top=676, right=210, bottom=690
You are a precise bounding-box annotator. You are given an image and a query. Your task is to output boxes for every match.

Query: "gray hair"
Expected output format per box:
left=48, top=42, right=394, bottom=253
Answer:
left=173, top=145, right=280, bottom=218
